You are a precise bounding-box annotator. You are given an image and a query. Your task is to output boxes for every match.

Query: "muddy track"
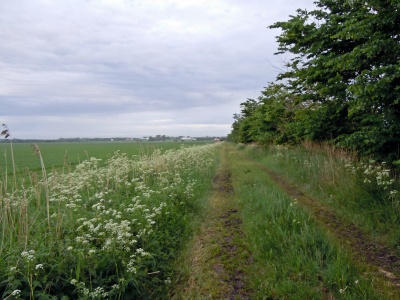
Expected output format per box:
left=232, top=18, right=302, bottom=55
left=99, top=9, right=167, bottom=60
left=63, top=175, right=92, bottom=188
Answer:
left=173, top=162, right=252, bottom=299
left=211, top=170, right=252, bottom=300
left=257, top=163, right=400, bottom=288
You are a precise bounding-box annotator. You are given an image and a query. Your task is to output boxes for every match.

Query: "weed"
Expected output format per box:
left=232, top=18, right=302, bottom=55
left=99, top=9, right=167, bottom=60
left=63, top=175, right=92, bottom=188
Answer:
left=0, top=143, right=220, bottom=299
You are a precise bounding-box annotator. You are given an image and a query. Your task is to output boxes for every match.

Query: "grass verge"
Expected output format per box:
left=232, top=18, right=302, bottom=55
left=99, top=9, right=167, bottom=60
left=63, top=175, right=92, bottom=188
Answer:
left=244, top=143, right=400, bottom=253
left=226, top=143, right=381, bottom=299
left=0, top=143, right=220, bottom=299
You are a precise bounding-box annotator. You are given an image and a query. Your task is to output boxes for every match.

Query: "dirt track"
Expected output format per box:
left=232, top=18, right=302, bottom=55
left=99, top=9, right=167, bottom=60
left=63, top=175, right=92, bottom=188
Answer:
left=175, top=146, right=400, bottom=298
left=211, top=170, right=251, bottom=300
left=173, top=151, right=252, bottom=299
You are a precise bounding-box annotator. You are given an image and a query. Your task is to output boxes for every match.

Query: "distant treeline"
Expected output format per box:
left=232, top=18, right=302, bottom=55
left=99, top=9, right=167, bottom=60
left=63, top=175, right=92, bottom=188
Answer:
left=0, top=136, right=224, bottom=143
left=228, top=0, right=400, bottom=165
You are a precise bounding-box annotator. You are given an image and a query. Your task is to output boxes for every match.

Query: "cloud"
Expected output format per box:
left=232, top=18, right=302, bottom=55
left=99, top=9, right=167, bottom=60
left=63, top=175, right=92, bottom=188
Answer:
left=0, top=0, right=316, bottom=139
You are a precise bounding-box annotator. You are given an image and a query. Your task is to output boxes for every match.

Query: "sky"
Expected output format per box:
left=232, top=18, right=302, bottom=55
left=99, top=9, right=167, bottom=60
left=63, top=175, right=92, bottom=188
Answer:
left=0, top=0, right=316, bottom=139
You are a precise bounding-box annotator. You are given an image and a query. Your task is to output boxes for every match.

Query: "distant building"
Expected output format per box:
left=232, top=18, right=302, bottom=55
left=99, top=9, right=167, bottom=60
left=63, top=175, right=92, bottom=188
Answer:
left=180, top=136, right=196, bottom=141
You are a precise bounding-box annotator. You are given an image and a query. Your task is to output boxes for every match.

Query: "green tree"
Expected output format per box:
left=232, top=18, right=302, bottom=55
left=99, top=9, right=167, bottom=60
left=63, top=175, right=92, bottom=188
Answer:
left=269, top=0, right=400, bottom=160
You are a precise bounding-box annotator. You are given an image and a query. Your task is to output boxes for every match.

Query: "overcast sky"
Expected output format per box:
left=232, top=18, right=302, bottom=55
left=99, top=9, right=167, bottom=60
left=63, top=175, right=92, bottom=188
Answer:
left=1, top=0, right=315, bottom=139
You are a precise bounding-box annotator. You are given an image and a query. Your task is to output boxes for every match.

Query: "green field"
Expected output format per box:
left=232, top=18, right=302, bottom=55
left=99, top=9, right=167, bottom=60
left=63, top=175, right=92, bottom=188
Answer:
left=0, top=141, right=208, bottom=174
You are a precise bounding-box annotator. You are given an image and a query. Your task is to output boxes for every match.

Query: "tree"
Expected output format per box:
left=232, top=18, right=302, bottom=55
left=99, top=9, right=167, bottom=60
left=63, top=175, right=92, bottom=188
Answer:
left=268, top=0, right=400, bottom=160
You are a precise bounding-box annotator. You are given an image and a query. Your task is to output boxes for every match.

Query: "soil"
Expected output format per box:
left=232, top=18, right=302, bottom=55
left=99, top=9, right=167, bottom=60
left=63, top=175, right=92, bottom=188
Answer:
left=211, top=170, right=252, bottom=300
left=173, top=165, right=252, bottom=299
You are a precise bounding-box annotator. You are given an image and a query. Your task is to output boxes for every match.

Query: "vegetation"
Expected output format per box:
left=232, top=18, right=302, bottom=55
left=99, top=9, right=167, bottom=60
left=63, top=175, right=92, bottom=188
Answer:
left=0, top=141, right=219, bottom=299
left=173, top=143, right=400, bottom=298
left=224, top=1, right=400, bottom=295
left=224, top=3, right=400, bottom=294
left=0, top=141, right=207, bottom=175
left=228, top=144, right=380, bottom=299
left=228, top=0, right=400, bottom=165
left=2, top=136, right=400, bottom=298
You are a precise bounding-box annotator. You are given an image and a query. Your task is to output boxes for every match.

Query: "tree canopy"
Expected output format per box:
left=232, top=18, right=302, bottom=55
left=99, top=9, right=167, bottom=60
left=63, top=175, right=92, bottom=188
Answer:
left=228, top=0, right=400, bottom=163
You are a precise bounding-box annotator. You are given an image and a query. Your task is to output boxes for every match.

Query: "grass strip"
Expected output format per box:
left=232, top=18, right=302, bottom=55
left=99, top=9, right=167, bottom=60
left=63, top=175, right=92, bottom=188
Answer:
left=246, top=144, right=400, bottom=251
left=227, top=143, right=381, bottom=299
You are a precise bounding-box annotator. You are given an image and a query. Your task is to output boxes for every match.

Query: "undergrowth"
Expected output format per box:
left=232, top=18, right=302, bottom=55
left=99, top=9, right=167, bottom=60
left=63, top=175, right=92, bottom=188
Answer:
left=244, top=143, right=400, bottom=251
left=227, top=144, right=380, bottom=299
left=0, top=142, right=220, bottom=299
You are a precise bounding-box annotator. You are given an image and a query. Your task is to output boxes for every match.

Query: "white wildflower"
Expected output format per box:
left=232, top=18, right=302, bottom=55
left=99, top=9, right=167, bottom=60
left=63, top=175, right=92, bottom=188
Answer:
left=11, top=290, right=21, bottom=296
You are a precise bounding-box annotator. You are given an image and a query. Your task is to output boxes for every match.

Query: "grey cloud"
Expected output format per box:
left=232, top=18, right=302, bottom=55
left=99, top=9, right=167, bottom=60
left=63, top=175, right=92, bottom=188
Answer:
left=0, top=0, right=316, bottom=139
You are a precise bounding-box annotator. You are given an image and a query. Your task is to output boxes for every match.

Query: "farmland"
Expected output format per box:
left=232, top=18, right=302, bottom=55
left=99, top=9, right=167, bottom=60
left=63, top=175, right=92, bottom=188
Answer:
left=1, top=141, right=400, bottom=299
left=0, top=141, right=206, bottom=174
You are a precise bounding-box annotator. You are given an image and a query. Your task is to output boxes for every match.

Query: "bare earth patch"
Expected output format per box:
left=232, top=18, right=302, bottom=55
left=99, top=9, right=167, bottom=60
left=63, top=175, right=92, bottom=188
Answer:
left=209, top=169, right=252, bottom=299
left=172, top=166, right=252, bottom=299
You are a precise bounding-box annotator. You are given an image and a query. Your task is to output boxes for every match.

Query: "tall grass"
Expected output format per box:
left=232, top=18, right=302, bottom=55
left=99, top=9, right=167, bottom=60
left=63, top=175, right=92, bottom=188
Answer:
left=245, top=142, right=400, bottom=251
left=0, top=143, right=220, bottom=299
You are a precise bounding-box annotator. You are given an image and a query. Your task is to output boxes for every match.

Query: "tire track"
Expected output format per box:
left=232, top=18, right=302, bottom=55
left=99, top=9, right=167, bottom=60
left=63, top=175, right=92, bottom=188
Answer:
left=256, top=161, right=400, bottom=290
left=172, top=151, right=252, bottom=299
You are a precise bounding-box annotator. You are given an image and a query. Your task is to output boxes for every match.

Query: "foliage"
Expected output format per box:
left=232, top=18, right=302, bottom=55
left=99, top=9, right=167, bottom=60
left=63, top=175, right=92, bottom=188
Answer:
left=0, top=143, right=219, bottom=299
left=228, top=0, right=400, bottom=164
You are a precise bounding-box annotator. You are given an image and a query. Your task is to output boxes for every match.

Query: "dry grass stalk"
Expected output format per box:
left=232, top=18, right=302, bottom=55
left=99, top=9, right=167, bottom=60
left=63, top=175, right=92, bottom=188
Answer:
left=1, top=124, right=17, bottom=189
left=32, top=144, right=50, bottom=228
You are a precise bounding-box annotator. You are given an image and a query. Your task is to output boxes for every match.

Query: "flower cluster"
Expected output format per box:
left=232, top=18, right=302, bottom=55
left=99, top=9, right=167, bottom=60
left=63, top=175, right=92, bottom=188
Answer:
left=344, top=160, right=395, bottom=190
left=342, top=159, right=399, bottom=207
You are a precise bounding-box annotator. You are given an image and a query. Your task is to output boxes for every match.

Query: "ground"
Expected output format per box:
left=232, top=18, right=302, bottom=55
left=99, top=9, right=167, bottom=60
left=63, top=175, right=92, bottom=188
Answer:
left=173, top=145, right=400, bottom=299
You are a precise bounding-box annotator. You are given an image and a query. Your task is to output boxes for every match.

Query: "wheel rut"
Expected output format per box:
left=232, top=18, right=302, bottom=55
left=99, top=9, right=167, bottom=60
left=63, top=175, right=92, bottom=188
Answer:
left=212, top=170, right=251, bottom=300
left=256, top=162, right=400, bottom=290
left=172, top=160, right=252, bottom=299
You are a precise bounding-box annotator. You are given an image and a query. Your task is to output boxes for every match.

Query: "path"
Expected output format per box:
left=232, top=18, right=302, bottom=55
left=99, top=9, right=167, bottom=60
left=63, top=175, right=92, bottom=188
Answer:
left=173, top=144, right=400, bottom=298
left=172, top=148, right=252, bottom=299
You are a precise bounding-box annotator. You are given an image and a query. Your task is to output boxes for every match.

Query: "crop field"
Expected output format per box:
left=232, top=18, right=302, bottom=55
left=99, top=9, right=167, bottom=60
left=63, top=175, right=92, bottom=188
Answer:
left=0, top=141, right=206, bottom=174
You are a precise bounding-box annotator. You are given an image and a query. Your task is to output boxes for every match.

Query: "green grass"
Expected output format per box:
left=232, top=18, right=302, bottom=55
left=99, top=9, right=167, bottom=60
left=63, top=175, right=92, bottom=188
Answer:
left=225, top=143, right=381, bottom=299
left=244, top=143, right=400, bottom=251
left=0, top=141, right=207, bottom=174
